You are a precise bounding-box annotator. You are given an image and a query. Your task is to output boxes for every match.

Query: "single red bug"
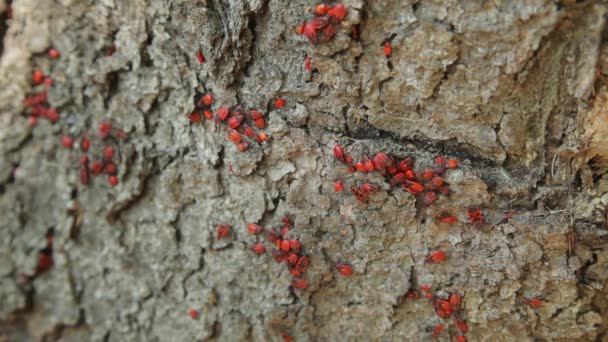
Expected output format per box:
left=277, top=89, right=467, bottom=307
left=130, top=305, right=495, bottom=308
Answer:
left=99, top=121, right=112, bottom=139
left=287, top=253, right=299, bottom=265
left=334, top=180, right=344, bottom=192
left=196, top=49, right=205, bottom=64
left=109, top=175, right=118, bottom=186
left=189, top=309, right=198, bottom=319
left=449, top=293, right=461, bottom=310
left=81, top=137, right=90, bottom=151
left=79, top=154, right=89, bottom=166
left=311, top=16, right=329, bottom=30
left=90, top=160, right=105, bottom=175
left=421, top=285, right=431, bottom=292
left=315, top=3, right=330, bottom=15
left=406, top=290, right=419, bottom=299
left=104, top=146, right=115, bottom=159
left=390, top=173, right=407, bottom=186
left=430, top=176, right=444, bottom=189
left=403, top=181, right=424, bottom=194
left=257, top=132, right=269, bottom=143
left=203, top=110, right=213, bottom=120
left=250, top=243, right=266, bottom=255
left=280, top=240, right=291, bottom=253
left=383, top=42, right=392, bottom=57
left=305, top=55, right=311, bottom=72
left=296, top=23, right=305, bottom=35
left=290, top=239, right=300, bottom=252
left=273, top=252, right=285, bottom=263
left=274, top=98, right=286, bottom=109
left=303, top=21, right=318, bottom=43
left=217, top=107, right=230, bottom=122
left=526, top=298, right=543, bottom=308
left=467, top=207, right=484, bottom=224
left=432, top=324, right=444, bottom=337
left=333, top=144, right=346, bottom=162
left=36, top=252, right=53, bottom=273
left=61, top=135, right=73, bottom=149
left=438, top=212, right=458, bottom=223
left=45, top=108, right=59, bottom=123
left=422, top=169, right=435, bottom=180
left=404, top=170, right=416, bottom=179
left=247, top=223, right=263, bottom=235
left=322, top=25, right=335, bottom=41
left=202, top=94, right=213, bottom=106
left=254, top=117, right=266, bottom=129
left=422, top=191, right=437, bottom=206
left=242, top=124, right=255, bottom=138
left=446, top=159, right=458, bottom=168
left=104, top=162, right=117, bottom=175
left=335, top=263, right=353, bottom=276
left=267, top=230, right=277, bottom=243
left=398, top=157, right=413, bottom=172
left=228, top=129, right=242, bottom=143
left=228, top=114, right=244, bottom=129
left=216, top=224, right=230, bottom=239
left=33, top=70, right=44, bottom=84
left=434, top=156, right=446, bottom=166
left=291, top=279, right=308, bottom=289
left=237, top=142, right=249, bottom=152
left=427, top=250, right=446, bottom=263
left=347, top=165, right=356, bottom=173
left=425, top=292, right=433, bottom=299
left=295, top=255, right=309, bottom=274
left=362, top=155, right=374, bottom=172
left=48, top=48, right=60, bottom=59
left=327, top=3, right=347, bottom=22
left=29, top=117, right=38, bottom=126
left=361, top=183, right=379, bottom=193
left=188, top=112, right=201, bottom=123
left=351, top=186, right=370, bottom=204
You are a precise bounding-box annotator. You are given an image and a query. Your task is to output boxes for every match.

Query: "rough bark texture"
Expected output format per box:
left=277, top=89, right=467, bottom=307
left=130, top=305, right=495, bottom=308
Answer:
left=1, top=0, right=608, bottom=341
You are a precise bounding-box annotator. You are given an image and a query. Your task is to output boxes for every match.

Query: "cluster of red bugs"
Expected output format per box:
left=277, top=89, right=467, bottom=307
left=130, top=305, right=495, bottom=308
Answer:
left=296, top=2, right=347, bottom=43
left=189, top=92, right=276, bottom=152
left=404, top=286, right=468, bottom=341
left=63, top=120, right=128, bottom=187
left=23, top=49, right=61, bottom=125
left=249, top=217, right=310, bottom=290
left=333, top=144, right=458, bottom=206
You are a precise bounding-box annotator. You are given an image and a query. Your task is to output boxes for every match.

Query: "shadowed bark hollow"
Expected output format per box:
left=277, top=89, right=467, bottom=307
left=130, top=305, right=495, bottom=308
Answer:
left=1, top=0, right=608, bottom=341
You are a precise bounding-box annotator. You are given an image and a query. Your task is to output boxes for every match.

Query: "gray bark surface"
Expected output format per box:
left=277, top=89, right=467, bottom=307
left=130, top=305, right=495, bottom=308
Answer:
left=1, top=0, right=608, bottom=341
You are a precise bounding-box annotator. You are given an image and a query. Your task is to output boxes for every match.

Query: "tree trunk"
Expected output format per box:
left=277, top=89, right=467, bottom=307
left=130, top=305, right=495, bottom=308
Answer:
left=1, top=0, right=608, bottom=341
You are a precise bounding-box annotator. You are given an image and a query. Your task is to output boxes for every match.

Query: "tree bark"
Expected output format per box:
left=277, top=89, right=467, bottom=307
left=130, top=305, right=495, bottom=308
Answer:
left=1, top=0, right=608, bottom=341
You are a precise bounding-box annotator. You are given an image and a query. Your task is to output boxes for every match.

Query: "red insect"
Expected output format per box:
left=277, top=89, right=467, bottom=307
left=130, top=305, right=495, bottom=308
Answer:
left=196, top=49, right=205, bottom=64
left=425, top=292, right=434, bottom=299
left=291, top=279, right=308, bottom=289
left=280, top=240, right=291, bottom=253
left=467, top=207, right=484, bottom=224
left=436, top=184, right=450, bottom=195
left=81, top=137, right=90, bottom=151
left=257, top=132, right=269, bottom=143
left=99, top=121, right=112, bottom=139
left=48, top=48, right=60, bottom=59
left=334, top=180, right=344, bottom=192
left=430, top=176, right=444, bottom=189
left=434, top=156, right=446, bottom=166
left=29, top=117, right=38, bottom=126
left=526, top=298, right=543, bottom=308
left=347, top=165, right=356, bottom=173
left=422, top=191, right=437, bottom=206
left=267, top=230, right=277, bottom=243
left=286, top=253, right=299, bottom=265
left=315, top=3, right=330, bottom=15
left=104, top=162, right=117, bottom=175
left=228, top=129, right=242, bottom=143
left=45, top=108, right=60, bottom=123
left=303, top=21, right=318, bottom=43
left=422, top=169, right=435, bottom=180
left=335, top=263, right=353, bottom=276
left=61, top=135, right=73, bottom=149
left=253, top=116, right=266, bottom=129
left=108, top=175, right=118, bottom=186
left=390, top=173, right=407, bottom=186
left=455, top=335, right=467, bottom=342
left=273, top=252, right=285, bottom=263
left=296, top=23, right=305, bottom=35
left=311, top=16, right=329, bottom=29
left=432, top=324, right=445, bottom=337
left=201, top=93, right=213, bottom=106
left=455, top=318, right=468, bottom=333
left=43, top=77, right=53, bottom=87
left=104, top=146, right=115, bottom=159
left=361, top=155, right=374, bottom=172
left=446, top=159, right=459, bottom=168
left=402, top=181, right=424, bottom=194
left=383, top=42, right=392, bottom=57
left=274, top=98, right=286, bottom=109
left=398, top=157, right=413, bottom=172
left=406, top=290, right=419, bottom=299
left=421, top=285, right=431, bottom=292
left=327, top=3, right=347, bottom=22
left=216, top=224, right=230, bottom=239
left=438, top=212, right=458, bottom=223
left=295, top=255, right=309, bottom=274
left=237, top=142, right=249, bottom=152
left=33, top=70, right=44, bottom=84
left=189, top=309, right=198, bottom=319
left=290, top=239, right=300, bottom=252
left=427, top=250, right=446, bottom=263
left=216, top=107, right=230, bottom=122
left=305, top=55, right=311, bottom=72
left=79, top=165, right=90, bottom=186
left=36, top=252, right=53, bottom=273
left=189, top=112, right=201, bottom=123
left=333, top=144, right=346, bottom=162
left=404, top=170, right=416, bottom=179
left=247, top=223, right=263, bottom=235
left=90, top=160, right=105, bottom=175
left=322, top=25, right=335, bottom=41
left=228, top=114, right=244, bottom=129
left=449, top=293, right=461, bottom=310
left=250, top=243, right=266, bottom=255
left=361, top=183, right=379, bottom=193
left=351, top=186, right=370, bottom=204
left=355, top=161, right=365, bottom=173
left=242, top=124, right=255, bottom=138
left=203, top=110, right=213, bottom=120
left=281, top=333, right=294, bottom=342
